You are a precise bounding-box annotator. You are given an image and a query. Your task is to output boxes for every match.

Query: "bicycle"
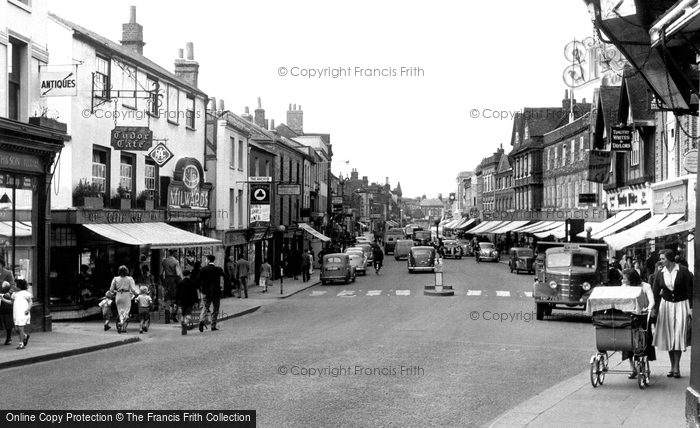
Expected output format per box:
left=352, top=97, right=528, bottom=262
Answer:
left=374, top=261, right=382, bottom=275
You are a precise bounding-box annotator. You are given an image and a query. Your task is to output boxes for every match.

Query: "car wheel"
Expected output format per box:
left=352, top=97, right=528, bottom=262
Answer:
left=352, top=275, right=356, bottom=283
left=536, top=303, right=546, bottom=320
left=344, top=275, right=349, bottom=284
left=321, top=280, right=327, bottom=285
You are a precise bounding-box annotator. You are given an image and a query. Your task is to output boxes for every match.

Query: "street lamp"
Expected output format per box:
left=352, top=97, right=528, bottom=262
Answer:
left=278, top=224, right=286, bottom=294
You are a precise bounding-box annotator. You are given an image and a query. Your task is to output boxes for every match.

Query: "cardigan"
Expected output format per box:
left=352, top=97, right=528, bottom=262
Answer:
left=652, top=264, right=693, bottom=312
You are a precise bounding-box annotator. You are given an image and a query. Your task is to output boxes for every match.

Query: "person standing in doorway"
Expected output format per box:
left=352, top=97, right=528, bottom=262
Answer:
left=235, top=255, right=250, bottom=298
left=161, top=249, right=182, bottom=324
left=197, top=255, right=225, bottom=332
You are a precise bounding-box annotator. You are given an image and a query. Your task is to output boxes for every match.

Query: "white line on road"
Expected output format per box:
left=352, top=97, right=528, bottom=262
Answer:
left=337, top=290, right=355, bottom=298
left=523, top=291, right=533, bottom=297
left=467, top=290, right=482, bottom=296
left=309, top=291, right=327, bottom=297
left=496, top=291, right=511, bottom=297
left=395, top=290, right=411, bottom=296
left=366, top=290, right=382, bottom=296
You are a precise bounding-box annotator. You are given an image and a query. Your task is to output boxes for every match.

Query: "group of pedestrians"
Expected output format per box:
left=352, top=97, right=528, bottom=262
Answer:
left=0, top=257, right=32, bottom=350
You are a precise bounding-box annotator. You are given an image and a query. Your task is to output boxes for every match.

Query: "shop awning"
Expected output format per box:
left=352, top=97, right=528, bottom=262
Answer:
left=486, top=221, right=532, bottom=235
left=604, top=214, right=684, bottom=251
left=297, top=222, right=331, bottom=242
left=513, top=221, right=559, bottom=234
left=469, top=221, right=504, bottom=234
left=83, top=223, right=222, bottom=249
left=589, top=210, right=650, bottom=240
left=455, top=218, right=477, bottom=231
left=645, top=219, right=695, bottom=240
left=533, top=223, right=566, bottom=239
left=386, top=220, right=399, bottom=228
left=443, top=218, right=458, bottom=229
left=576, top=210, right=643, bottom=239
left=356, top=221, right=367, bottom=228
left=450, top=217, right=468, bottom=229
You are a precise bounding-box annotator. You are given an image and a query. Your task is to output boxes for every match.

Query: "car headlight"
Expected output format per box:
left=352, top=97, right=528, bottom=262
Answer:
left=582, top=282, right=591, bottom=291
left=549, top=281, right=558, bottom=289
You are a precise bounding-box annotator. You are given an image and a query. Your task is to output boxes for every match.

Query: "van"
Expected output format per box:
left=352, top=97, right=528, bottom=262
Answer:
left=394, top=239, right=414, bottom=261
left=384, top=228, right=406, bottom=254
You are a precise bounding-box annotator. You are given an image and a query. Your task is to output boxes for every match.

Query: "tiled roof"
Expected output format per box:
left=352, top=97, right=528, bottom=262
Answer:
left=48, top=13, right=205, bottom=97
left=420, top=198, right=444, bottom=207
left=621, top=72, right=655, bottom=124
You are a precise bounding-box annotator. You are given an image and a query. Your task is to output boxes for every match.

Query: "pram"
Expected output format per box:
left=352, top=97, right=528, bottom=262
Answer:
left=586, top=286, right=652, bottom=389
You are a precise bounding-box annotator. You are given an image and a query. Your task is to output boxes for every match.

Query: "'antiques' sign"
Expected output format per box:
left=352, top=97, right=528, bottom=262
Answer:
left=168, top=158, right=211, bottom=209
left=39, top=70, right=77, bottom=97
left=610, top=126, right=633, bottom=151
left=111, top=127, right=153, bottom=150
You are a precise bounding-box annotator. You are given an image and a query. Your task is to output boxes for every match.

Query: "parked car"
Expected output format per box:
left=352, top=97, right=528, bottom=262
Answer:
left=345, top=247, right=368, bottom=275
left=476, top=242, right=500, bottom=262
left=394, top=239, right=415, bottom=260
left=457, top=239, right=473, bottom=256
left=321, top=253, right=356, bottom=285
left=508, top=247, right=535, bottom=274
left=351, top=243, right=374, bottom=266
left=408, top=246, right=437, bottom=273
left=442, top=240, right=464, bottom=259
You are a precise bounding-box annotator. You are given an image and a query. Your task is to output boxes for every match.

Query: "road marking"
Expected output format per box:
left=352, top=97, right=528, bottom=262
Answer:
left=496, top=291, right=511, bottom=297
left=309, top=291, right=327, bottom=297
left=395, top=290, right=411, bottom=296
left=337, top=290, right=355, bottom=298
left=523, top=291, right=533, bottom=297
left=367, top=290, right=382, bottom=296
left=467, top=290, right=482, bottom=296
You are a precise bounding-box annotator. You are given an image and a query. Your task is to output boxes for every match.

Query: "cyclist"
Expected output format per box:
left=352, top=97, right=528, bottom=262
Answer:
left=372, top=244, right=384, bottom=274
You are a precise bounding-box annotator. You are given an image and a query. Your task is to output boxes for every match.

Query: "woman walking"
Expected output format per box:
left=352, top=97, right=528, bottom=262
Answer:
left=652, top=249, right=693, bottom=378
left=109, top=265, right=140, bottom=333
left=12, top=279, right=32, bottom=349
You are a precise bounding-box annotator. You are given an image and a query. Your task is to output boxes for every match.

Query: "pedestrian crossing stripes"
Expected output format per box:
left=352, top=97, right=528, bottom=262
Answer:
left=467, top=290, right=482, bottom=296
left=496, top=291, right=511, bottom=297
left=366, top=290, right=382, bottom=296
left=304, top=289, right=531, bottom=298
left=309, top=291, right=327, bottom=297
left=395, top=290, right=411, bottom=296
left=338, top=290, right=356, bottom=298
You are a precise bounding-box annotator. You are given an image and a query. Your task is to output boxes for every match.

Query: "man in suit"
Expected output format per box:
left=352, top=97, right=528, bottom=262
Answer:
left=235, top=254, right=250, bottom=298
left=197, top=255, right=226, bottom=332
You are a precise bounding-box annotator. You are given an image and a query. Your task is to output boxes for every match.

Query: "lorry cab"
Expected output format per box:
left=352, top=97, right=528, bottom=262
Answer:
left=384, top=228, right=406, bottom=255
left=533, top=243, right=608, bottom=320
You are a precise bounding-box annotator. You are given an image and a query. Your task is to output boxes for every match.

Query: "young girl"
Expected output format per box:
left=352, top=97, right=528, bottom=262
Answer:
left=12, top=279, right=32, bottom=350
left=98, top=291, right=114, bottom=331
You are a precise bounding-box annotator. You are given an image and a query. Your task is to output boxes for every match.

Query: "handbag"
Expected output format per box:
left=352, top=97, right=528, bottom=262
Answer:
left=687, top=315, right=693, bottom=345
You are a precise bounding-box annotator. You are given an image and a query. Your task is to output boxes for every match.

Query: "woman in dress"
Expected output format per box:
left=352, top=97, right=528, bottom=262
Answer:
left=12, top=279, right=32, bottom=349
left=109, top=265, right=139, bottom=333
left=621, top=269, right=655, bottom=378
left=652, top=249, right=693, bottom=378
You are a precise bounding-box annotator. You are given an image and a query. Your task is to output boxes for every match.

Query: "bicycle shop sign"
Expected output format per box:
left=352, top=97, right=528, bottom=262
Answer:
left=167, top=157, right=211, bottom=209
left=110, top=126, right=153, bottom=150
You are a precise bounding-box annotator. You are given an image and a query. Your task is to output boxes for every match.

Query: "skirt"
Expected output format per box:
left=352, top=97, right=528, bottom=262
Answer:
left=652, top=299, right=690, bottom=352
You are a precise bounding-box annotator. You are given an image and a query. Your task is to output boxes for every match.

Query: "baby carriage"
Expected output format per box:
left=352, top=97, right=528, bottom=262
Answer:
left=586, top=286, right=652, bottom=389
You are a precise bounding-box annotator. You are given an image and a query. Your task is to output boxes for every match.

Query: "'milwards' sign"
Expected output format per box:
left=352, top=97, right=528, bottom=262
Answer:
left=167, top=158, right=211, bottom=209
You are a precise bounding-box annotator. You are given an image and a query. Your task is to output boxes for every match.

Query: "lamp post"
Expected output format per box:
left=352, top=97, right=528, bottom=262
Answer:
left=278, top=224, right=286, bottom=295
left=585, top=225, right=592, bottom=243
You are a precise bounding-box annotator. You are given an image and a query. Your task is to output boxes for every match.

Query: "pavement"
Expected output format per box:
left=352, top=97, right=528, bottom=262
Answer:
left=0, top=275, right=318, bottom=371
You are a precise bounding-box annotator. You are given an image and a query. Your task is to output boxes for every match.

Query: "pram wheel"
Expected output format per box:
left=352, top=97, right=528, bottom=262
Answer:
left=637, top=358, right=650, bottom=389
left=590, top=353, right=606, bottom=387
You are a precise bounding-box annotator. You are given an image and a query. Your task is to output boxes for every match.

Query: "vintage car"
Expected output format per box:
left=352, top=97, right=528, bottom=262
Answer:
left=413, top=230, right=432, bottom=246
left=321, top=253, right=356, bottom=285
left=408, top=246, right=437, bottom=273
left=345, top=247, right=368, bottom=275
left=351, top=243, right=374, bottom=266
left=533, top=243, right=608, bottom=320
left=384, top=228, right=407, bottom=254
left=442, top=240, right=464, bottom=259
left=476, top=242, right=500, bottom=262
left=394, top=239, right=414, bottom=260
left=457, top=239, right=473, bottom=256
left=509, top=247, right=535, bottom=274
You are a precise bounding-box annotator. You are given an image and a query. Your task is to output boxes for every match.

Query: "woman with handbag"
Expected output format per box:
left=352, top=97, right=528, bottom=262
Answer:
left=652, top=249, right=693, bottom=378
left=109, top=265, right=139, bottom=333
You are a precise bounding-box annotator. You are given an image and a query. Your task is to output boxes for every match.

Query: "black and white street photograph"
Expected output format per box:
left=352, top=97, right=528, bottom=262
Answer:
left=1, top=1, right=700, bottom=427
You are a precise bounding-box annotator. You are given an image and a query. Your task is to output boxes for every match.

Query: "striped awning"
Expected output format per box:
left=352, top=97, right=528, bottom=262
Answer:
left=84, top=223, right=222, bottom=248
left=386, top=220, right=399, bottom=228
left=469, top=221, right=505, bottom=234
left=645, top=219, right=694, bottom=239
left=455, top=218, right=478, bottom=230
left=512, top=221, right=561, bottom=234
left=604, top=214, right=684, bottom=250
left=589, top=210, right=650, bottom=240
left=486, top=221, right=532, bottom=234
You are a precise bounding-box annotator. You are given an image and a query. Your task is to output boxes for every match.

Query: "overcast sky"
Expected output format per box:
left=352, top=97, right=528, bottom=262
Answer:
left=49, top=0, right=599, bottom=199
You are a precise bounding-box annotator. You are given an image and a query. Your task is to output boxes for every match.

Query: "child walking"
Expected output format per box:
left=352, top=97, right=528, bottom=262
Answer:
left=135, top=286, right=153, bottom=333
left=98, top=291, right=114, bottom=331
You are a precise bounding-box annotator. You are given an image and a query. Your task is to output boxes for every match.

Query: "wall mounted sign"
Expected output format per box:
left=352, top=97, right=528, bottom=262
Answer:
left=148, top=143, right=173, bottom=167
left=110, top=127, right=153, bottom=150
left=250, top=204, right=270, bottom=222
left=39, top=70, right=77, bottom=97
left=0, top=150, right=43, bottom=174
left=610, top=126, right=633, bottom=151
left=168, top=158, right=211, bottom=209
left=579, top=193, right=597, bottom=203
left=683, top=149, right=698, bottom=174
left=277, top=183, right=301, bottom=196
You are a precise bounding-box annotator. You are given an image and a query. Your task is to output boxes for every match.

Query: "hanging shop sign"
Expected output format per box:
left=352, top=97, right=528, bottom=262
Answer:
left=579, top=193, right=597, bottom=203
left=148, top=142, right=174, bottom=167
left=39, top=70, right=77, bottom=97
left=683, top=149, right=698, bottom=174
left=168, top=158, right=211, bottom=209
left=110, top=127, right=153, bottom=151
left=587, top=150, right=612, bottom=183
left=610, top=126, right=633, bottom=151
left=250, top=204, right=270, bottom=222
left=251, top=184, right=271, bottom=204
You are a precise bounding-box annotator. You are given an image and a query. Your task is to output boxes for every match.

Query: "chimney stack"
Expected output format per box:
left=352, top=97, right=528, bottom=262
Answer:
left=174, top=42, right=200, bottom=87
left=270, top=119, right=275, bottom=129
left=242, top=106, right=253, bottom=122
left=287, top=102, right=304, bottom=135
left=254, top=97, right=266, bottom=128
left=120, top=6, right=145, bottom=55
left=218, top=99, right=225, bottom=112
left=208, top=97, right=216, bottom=111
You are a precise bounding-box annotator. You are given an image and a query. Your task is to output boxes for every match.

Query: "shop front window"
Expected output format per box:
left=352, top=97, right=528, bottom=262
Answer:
left=0, top=182, right=36, bottom=297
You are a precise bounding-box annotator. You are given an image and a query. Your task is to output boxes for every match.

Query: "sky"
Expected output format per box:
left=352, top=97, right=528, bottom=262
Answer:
left=48, top=0, right=599, bottom=199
